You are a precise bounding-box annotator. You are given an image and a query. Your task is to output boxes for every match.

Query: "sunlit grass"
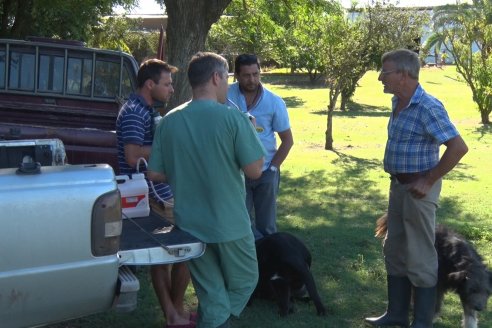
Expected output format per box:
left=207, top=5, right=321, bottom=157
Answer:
left=51, top=66, right=491, bottom=328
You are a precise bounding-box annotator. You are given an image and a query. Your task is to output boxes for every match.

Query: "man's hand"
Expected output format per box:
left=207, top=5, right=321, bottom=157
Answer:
left=408, top=177, right=433, bottom=199
left=409, top=135, right=468, bottom=199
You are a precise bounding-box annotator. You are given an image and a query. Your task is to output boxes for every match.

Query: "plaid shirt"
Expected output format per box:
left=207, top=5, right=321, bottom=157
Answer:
left=384, top=84, right=459, bottom=174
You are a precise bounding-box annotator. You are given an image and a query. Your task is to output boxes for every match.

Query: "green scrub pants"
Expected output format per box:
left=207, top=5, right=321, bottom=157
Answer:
left=188, top=232, right=258, bottom=328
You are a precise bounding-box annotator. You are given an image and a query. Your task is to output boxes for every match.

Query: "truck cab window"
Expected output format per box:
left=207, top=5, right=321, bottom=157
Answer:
left=38, top=54, right=64, bottom=93
left=9, top=51, right=35, bottom=91
left=121, top=64, right=134, bottom=98
left=0, top=49, right=5, bottom=88
left=94, top=59, right=119, bottom=98
left=67, top=57, right=93, bottom=96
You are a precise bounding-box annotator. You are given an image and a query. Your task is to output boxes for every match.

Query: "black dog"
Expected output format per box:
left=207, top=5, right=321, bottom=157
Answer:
left=252, top=232, right=326, bottom=316
left=435, top=225, right=492, bottom=328
left=376, top=214, right=492, bottom=328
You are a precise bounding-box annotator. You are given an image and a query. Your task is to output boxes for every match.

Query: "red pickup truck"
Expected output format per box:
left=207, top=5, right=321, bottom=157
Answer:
left=0, top=37, right=138, bottom=170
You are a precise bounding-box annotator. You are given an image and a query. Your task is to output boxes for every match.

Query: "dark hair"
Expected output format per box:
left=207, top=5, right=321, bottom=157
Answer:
left=137, top=59, right=178, bottom=88
left=234, top=54, right=260, bottom=75
left=187, top=52, right=228, bottom=88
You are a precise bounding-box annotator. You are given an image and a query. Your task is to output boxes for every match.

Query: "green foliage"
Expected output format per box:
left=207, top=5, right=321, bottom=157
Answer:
left=88, top=16, right=136, bottom=53
left=323, top=1, right=429, bottom=148
left=282, top=2, right=344, bottom=81
left=88, top=16, right=160, bottom=63
left=432, top=0, right=492, bottom=123
left=124, top=32, right=161, bottom=64
left=207, top=0, right=342, bottom=73
left=207, top=0, right=285, bottom=62
left=0, top=0, right=136, bottom=40
left=360, top=1, right=428, bottom=68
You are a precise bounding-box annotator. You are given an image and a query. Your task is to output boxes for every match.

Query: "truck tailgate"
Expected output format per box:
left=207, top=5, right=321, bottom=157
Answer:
left=119, top=210, right=205, bottom=265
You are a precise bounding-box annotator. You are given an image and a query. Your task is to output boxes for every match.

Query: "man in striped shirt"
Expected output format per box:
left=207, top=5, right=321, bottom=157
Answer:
left=116, top=59, right=195, bottom=328
left=365, top=49, right=468, bottom=328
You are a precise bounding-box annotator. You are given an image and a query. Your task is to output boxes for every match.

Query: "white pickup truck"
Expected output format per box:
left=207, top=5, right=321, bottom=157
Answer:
left=0, top=141, right=205, bottom=328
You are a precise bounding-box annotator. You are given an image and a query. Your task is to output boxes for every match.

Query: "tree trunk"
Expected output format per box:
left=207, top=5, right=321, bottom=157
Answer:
left=325, top=89, right=340, bottom=151
left=325, top=104, right=334, bottom=150
left=164, top=0, right=232, bottom=109
left=340, top=94, right=347, bottom=112
left=480, top=109, right=490, bottom=124
left=0, top=0, right=33, bottom=38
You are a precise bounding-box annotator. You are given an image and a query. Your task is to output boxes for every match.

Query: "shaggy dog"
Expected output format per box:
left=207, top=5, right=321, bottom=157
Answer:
left=252, top=232, right=326, bottom=316
left=375, top=214, right=492, bottom=328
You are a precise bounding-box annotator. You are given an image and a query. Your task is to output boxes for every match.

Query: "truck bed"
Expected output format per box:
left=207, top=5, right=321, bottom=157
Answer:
left=119, top=210, right=205, bottom=265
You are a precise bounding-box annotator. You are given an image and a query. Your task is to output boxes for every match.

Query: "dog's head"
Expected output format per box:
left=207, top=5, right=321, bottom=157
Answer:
left=449, top=265, right=492, bottom=312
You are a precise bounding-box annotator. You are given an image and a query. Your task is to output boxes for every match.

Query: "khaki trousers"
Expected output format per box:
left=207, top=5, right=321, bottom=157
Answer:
left=383, top=178, right=442, bottom=287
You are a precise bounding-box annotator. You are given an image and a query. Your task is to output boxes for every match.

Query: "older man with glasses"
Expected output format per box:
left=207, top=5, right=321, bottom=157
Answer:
left=365, top=49, right=468, bottom=328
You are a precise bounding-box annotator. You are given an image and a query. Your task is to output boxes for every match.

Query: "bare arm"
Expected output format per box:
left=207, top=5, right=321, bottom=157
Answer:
left=270, top=128, right=294, bottom=168
left=147, top=170, right=168, bottom=183
left=428, top=135, right=468, bottom=183
left=243, top=157, right=264, bottom=180
left=411, top=135, right=468, bottom=198
left=124, top=144, right=152, bottom=168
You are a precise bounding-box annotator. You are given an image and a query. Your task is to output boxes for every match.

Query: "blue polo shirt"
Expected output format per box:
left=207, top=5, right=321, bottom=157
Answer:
left=227, top=82, right=290, bottom=171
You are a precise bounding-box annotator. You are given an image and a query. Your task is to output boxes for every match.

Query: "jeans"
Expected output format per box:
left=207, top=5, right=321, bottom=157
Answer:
left=245, top=167, right=280, bottom=240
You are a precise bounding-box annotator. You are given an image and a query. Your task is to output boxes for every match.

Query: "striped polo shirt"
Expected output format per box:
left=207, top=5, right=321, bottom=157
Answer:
left=116, top=93, right=173, bottom=202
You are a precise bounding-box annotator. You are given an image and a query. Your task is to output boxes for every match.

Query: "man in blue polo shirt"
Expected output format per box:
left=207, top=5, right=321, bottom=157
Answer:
left=365, top=49, right=468, bottom=328
left=116, top=59, right=194, bottom=328
left=227, top=54, right=294, bottom=240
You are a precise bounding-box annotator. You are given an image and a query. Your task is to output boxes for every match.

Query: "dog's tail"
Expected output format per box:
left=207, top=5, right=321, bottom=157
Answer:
left=375, top=213, right=388, bottom=239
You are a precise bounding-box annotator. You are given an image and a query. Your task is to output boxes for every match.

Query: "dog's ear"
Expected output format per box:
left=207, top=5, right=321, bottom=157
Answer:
left=448, top=270, right=467, bottom=282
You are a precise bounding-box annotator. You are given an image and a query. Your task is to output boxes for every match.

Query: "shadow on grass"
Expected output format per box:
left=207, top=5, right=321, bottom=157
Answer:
left=283, top=96, right=305, bottom=108
left=265, top=151, right=490, bottom=327
left=273, top=152, right=385, bottom=324
left=444, top=162, right=477, bottom=181
left=343, top=101, right=389, bottom=113
left=474, top=123, right=492, bottom=140
left=261, top=73, right=327, bottom=90
left=310, top=102, right=389, bottom=118
left=444, top=74, right=461, bottom=82
left=438, top=197, right=492, bottom=242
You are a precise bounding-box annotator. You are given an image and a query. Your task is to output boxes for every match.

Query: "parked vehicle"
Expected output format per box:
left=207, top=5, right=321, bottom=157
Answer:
left=0, top=139, right=205, bottom=328
left=0, top=39, right=205, bottom=328
left=0, top=142, right=205, bottom=328
left=0, top=37, right=139, bottom=171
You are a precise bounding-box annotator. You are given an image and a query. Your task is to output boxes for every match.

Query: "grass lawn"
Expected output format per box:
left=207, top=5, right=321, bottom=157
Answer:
left=50, top=65, right=492, bottom=328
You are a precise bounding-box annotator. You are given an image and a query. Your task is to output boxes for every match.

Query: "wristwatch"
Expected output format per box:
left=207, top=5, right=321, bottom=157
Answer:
left=269, top=165, right=278, bottom=172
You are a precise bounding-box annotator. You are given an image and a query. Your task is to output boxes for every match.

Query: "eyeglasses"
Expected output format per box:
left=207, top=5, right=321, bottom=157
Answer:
left=379, top=69, right=398, bottom=76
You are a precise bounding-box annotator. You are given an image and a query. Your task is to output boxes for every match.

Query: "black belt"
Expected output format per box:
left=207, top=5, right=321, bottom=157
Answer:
left=390, top=171, right=428, bottom=184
